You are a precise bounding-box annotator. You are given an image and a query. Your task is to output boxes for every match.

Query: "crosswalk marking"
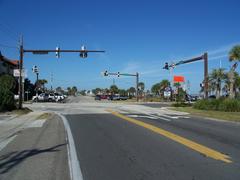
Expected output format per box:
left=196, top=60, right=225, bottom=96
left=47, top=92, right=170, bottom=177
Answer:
left=126, top=113, right=190, bottom=122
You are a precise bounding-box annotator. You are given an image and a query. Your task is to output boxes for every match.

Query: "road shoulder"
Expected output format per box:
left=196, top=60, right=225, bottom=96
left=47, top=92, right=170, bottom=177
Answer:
left=0, top=114, right=70, bottom=180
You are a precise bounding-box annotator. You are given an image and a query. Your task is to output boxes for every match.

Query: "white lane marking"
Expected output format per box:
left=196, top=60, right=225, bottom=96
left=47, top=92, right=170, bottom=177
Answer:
left=128, top=114, right=171, bottom=122
left=127, top=115, right=158, bottom=119
left=149, top=114, right=171, bottom=122
left=26, top=120, right=46, bottom=128
left=157, top=114, right=179, bottom=119
left=58, top=113, right=83, bottom=180
left=0, top=135, right=17, bottom=152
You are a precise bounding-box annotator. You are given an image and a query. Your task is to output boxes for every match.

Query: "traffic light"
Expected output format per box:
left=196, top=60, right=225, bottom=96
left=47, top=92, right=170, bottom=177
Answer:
left=80, top=45, right=88, bottom=58
left=32, top=65, right=38, bottom=73
left=56, top=46, right=60, bottom=58
left=104, top=70, right=108, bottom=76
left=163, top=62, right=169, bottom=70
left=117, top=72, right=120, bottom=77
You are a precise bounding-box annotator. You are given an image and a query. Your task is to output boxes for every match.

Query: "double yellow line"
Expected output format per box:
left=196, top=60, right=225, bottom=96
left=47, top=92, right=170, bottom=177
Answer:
left=107, top=110, right=232, bottom=163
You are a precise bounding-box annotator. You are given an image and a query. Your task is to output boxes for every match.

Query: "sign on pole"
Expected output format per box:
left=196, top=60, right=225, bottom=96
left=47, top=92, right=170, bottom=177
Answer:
left=14, top=69, right=26, bottom=77
left=173, top=75, right=185, bottom=83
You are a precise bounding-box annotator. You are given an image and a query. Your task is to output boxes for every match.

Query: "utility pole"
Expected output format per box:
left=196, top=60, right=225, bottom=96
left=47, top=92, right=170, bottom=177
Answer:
left=203, top=53, right=208, bottom=99
left=51, top=72, right=53, bottom=91
left=163, top=52, right=209, bottom=99
left=103, top=71, right=140, bottom=102
left=18, top=37, right=105, bottom=109
left=18, top=35, right=24, bottom=109
left=136, top=72, right=139, bottom=102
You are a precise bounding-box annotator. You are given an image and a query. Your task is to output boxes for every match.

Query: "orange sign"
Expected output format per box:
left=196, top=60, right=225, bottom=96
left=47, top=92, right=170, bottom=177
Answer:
left=173, top=76, right=185, bottom=82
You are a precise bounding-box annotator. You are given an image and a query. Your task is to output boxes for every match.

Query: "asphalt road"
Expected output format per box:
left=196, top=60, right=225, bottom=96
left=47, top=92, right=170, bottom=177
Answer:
left=66, top=112, right=240, bottom=180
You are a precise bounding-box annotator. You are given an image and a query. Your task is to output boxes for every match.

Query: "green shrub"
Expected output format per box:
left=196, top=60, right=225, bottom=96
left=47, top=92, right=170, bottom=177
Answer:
left=172, top=102, right=192, bottom=107
left=219, top=99, right=240, bottom=112
left=194, top=99, right=240, bottom=112
left=0, top=75, right=16, bottom=111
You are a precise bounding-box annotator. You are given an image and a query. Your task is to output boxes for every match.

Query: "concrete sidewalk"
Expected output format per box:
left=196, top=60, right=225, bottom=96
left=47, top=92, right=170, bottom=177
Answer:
left=0, top=112, right=70, bottom=180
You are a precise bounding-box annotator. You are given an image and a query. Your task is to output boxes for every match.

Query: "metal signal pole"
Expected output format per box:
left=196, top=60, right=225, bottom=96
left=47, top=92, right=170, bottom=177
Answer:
left=136, top=72, right=139, bottom=102
left=163, top=52, right=209, bottom=99
left=103, top=71, right=140, bottom=102
left=17, top=37, right=105, bottom=109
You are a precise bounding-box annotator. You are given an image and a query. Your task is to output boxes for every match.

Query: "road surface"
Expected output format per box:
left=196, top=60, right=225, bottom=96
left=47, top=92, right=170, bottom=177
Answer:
left=27, top=96, right=240, bottom=180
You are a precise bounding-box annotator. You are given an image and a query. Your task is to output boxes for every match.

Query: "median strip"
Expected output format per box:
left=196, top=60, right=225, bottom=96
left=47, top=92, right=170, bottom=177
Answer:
left=107, top=110, right=232, bottom=163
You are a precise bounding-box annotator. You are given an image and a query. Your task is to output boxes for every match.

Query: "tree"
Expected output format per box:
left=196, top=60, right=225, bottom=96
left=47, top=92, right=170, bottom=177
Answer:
left=0, top=75, right=16, bottom=111
left=119, top=89, right=127, bottom=96
left=224, top=72, right=240, bottom=96
left=151, top=83, right=161, bottom=95
left=92, top=88, right=102, bottom=95
left=37, top=79, right=48, bottom=91
left=160, top=79, right=171, bottom=96
left=128, top=87, right=136, bottom=96
left=110, top=85, right=119, bottom=94
left=228, top=45, right=240, bottom=98
left=138, top=82, right=145, bottom=96
left=151, top=80, right=170, bottom=97
left=24, top=78, right=35, bottom=100
left=209, top=68, right=226, bottom=99
left=72, top=86, right=78, bottom=96
left=56, top=86, right=62, bottom=93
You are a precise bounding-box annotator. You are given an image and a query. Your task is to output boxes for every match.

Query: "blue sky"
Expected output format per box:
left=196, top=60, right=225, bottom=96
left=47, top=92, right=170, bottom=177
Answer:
left=0, top=0, right=240, bottom=93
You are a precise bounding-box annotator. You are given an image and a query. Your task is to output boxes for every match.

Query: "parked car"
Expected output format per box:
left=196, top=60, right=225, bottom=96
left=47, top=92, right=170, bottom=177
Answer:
left=100, top=95, right=108, bottom=100
left=95, top=95, right=101, bottom=100
left=54, top=93, right=65, bottom=102
left=48, top=93, right=56, bottom=102
left=32, top=93, right=49, bottom=102
left=209, top=95, right=216, bottom=99
left=111, top=95, right=128, bottom=100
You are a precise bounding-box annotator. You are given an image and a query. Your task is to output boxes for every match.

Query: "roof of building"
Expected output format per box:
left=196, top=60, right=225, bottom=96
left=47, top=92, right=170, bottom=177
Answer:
left=0, top=51, right=19, bottom=67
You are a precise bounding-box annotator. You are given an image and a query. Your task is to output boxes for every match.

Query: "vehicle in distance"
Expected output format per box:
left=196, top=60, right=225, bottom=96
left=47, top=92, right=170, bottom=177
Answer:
left=94, top=95, right=108, bottom=100
left=95, top=95, right=101, bottom=100
left=32, top=93, right=49, bottom=102
left=110, top=95, right=128, bottom=101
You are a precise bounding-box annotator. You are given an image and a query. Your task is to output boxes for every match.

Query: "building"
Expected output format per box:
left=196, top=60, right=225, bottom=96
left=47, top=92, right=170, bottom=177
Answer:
left=0, top=51, right=19, bottom=76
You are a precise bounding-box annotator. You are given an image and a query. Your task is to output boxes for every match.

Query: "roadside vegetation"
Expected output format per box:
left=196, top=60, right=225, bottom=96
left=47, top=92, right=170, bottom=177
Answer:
left=172, top=106, right=240, bottom=122
left=0, top=74, right=16, bottom=111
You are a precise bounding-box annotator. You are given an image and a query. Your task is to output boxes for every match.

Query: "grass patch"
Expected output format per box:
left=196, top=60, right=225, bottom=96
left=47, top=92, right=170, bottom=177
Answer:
left=172, top=106, right=240, bottom=122
left=172, top=102, right=192, bottom=107
left=36, top=113, right=52, bottom=120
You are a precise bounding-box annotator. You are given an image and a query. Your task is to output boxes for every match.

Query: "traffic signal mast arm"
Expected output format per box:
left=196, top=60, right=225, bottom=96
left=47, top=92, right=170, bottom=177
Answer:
left=104, top=72, right=137, bottom=77
left=103, top=71, right=139, bottom=101
left=24, top=49, right=105, bottom=53
left=169, top=55, right=203, bottom=68
left=163, top=53, right=209, bottom=99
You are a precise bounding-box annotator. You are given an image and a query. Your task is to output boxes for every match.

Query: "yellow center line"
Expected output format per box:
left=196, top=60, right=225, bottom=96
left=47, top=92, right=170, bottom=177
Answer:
left=107, top=110, right=232, bottom=163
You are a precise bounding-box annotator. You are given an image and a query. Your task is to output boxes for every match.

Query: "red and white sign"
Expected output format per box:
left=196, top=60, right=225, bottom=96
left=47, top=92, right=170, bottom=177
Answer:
left=173, top=76, right=185, bottom=82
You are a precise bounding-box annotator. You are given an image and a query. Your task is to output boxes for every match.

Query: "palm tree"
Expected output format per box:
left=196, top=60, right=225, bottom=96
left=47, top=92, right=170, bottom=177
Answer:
left=128, top=87, right=136, bottom=96
left=209, top=68, right=226, bottom=99
left=138, top=82, right=145, bottom=97
left=151, top=83, right=161, bottom=95
left=159, top=79, right=171, bottom=95
left=37, top=79, right=48, bottom=91
left=110, top=85, right=119, bottom=94
left=224, top=72, right=240, bottom=96
left=67, top=87, right=72, bottom=95
left=72, top=86, right=78, bottom=96
left=228, top=45, right=240, bottom=98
